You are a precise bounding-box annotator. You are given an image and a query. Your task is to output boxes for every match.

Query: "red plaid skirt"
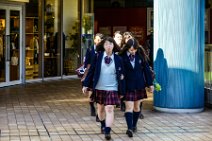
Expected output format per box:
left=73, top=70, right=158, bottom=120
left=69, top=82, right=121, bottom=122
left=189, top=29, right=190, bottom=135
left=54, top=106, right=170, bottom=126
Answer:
left=95, top=90, right=120, bottom=106
left=125, top=89, right=147, bottom=101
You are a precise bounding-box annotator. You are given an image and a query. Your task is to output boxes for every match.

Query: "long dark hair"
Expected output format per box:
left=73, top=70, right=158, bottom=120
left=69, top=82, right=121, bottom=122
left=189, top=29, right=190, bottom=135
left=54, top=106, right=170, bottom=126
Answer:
left=96, top=36, right=120, bottom=52
left=119, top=38, right=149, bottom=62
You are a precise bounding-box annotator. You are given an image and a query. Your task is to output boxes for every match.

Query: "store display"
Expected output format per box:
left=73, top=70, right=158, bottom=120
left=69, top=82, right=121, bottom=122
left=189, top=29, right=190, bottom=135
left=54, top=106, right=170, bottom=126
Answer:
left=44, top=2, right=58, bottom=77
left=25, top=17, right=39, bottom=79
left=9, top=16, right=20, bottom=81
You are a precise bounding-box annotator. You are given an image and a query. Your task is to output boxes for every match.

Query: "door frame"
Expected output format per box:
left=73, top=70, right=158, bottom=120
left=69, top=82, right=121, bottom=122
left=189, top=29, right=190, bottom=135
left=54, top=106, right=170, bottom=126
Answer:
left=0, top=3, right=25, bottom=87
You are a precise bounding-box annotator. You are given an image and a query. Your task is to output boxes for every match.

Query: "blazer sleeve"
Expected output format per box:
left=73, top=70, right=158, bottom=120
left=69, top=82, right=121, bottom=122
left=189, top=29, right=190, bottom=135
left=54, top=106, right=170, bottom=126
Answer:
left=82, top=53, right=97, bottom=88
left=142, top=59, right=153, bottom=87
left=117, top=56, right=126, bottom=96
left=84, top=48, right=91, bottom=69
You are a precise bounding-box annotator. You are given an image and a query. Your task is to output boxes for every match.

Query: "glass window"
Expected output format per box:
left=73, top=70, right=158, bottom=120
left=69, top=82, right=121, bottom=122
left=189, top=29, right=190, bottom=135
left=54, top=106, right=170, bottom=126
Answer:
left=25, top=0, right=40, bottom=80
left=205, top=45, right=212, bottom=88
left=44, top=0, right=61, bottom=77
left=205, top=44, right=212, bottom=106
left=63, top=0, right=80, bottom=75
left=10, top=10, right=21, bottom=81
left=0, top=10, right=6, bottom=82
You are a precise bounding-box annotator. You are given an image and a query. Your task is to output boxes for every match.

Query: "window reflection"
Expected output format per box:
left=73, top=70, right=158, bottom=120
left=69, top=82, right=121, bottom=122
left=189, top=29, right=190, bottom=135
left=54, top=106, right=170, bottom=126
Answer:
left=44, top=0, right=61, bottom=77
left=25, top=0, right=40, bottom=80
left=63, top=0, right=80, bottom=75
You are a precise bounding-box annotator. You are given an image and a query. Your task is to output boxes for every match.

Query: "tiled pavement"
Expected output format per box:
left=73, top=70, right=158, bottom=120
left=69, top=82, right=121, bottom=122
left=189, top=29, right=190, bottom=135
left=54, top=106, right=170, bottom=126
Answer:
left=0, top=78, right=212, bottom=141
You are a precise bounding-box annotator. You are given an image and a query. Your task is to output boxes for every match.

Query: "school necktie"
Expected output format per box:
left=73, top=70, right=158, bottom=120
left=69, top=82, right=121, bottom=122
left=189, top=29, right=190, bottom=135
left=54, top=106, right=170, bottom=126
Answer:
left=129, top=54, right=135, bottom=62
left=104, top=56, right=112, bottom=64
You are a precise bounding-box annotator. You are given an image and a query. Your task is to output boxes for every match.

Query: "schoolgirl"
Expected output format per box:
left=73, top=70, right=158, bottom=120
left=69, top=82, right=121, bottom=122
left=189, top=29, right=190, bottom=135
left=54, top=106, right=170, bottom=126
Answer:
left=122, top=31, right=147, bottom=119
left=82, top=37, right=125, bottom=140
left=113, top=30, right=124, bottom=50
left=123, top=31, right=133, bottom=43
left=119, top=38, right=154, bottom=137
left=81, top=33, right=104, bottom=118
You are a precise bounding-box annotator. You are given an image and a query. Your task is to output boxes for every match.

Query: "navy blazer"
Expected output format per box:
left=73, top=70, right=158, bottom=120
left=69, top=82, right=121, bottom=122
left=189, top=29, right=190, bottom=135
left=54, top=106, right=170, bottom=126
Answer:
left=84, top=45, right=96, bottom=68
left=120, top=52, right=153, bottom=91
left=83, top=52, right=126, bottom=96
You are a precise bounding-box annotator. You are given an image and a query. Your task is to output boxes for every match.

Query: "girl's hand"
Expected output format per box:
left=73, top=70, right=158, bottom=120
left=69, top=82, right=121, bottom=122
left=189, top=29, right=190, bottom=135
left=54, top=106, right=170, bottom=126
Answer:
left=148, top=85, right=154, bottom=93
left=82, top=87, right=88, bottom=94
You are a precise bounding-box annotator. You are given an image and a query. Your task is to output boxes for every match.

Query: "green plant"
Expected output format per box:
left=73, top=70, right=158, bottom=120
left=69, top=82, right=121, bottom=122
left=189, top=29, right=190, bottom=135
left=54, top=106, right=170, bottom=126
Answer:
left=82, top=14, right=92, bottom=34
left=69, top=21, right=80, bottom=53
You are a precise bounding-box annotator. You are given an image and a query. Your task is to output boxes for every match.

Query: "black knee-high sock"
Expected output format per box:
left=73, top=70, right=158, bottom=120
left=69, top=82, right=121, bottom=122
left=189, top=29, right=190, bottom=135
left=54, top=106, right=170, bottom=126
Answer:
left=121, top=98, right=125, bottom=111
left=105, top=127, right=111, bottom=134
left=140, top=102, right=143, bottom=113
left=100, top=120, right=105, bottom=128
left=89, top=102, right=95, bottom=112
left=125, top=112, right=133, bottom=130
left=133, top=111, right=140, bottom=128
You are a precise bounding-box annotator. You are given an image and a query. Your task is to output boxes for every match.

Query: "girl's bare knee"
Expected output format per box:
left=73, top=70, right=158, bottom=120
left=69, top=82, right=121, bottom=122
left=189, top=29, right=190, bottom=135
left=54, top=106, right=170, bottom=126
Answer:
left=133, top=107, right=140, bottom=112
left=105, top=106, right=114, bottom=113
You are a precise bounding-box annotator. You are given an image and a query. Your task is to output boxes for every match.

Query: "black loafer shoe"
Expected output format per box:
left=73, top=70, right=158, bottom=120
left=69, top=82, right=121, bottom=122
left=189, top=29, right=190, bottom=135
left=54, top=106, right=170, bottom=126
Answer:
left=126, top=129, right=133, bottom=137
left=105, top=133, right=111, bottom=140
left=139, top=113, right=144, bottom=119
left=132, top=127, right=137, bottom=133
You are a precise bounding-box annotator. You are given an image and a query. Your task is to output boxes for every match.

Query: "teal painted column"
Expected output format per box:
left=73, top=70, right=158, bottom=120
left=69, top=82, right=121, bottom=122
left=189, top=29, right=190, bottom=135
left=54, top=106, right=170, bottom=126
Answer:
left=154, top=0, right=205, bottom=113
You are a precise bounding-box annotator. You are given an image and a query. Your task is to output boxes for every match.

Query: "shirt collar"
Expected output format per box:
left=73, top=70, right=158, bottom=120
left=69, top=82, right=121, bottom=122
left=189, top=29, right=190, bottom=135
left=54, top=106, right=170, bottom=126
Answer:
left=103, top=51, right=114, bottom=60
left=127, top=51, right=131, bottom=56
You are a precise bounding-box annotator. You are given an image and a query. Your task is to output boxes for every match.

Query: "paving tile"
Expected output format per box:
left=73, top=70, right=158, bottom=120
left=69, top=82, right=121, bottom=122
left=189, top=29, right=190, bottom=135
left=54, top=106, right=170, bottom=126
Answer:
left=20, top=136, right=30, bottom=141
left=0, top=136, right=10, bottom=141
left=0, top=79, right=212, bottom=141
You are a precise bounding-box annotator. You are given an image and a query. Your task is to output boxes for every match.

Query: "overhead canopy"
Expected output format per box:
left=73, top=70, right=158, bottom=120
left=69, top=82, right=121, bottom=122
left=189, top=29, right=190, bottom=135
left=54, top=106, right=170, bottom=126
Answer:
left=8, top=0, right=29, bottom=2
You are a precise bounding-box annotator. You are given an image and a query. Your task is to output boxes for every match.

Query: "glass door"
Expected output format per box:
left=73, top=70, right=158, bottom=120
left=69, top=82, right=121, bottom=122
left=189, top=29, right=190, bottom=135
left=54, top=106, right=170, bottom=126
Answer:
left=0, top=5, right=22, bottom=87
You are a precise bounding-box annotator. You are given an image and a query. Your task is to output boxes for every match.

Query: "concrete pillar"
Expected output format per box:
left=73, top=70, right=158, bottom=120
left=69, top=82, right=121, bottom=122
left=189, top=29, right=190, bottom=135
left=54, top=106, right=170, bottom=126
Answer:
left=154, top=0, right=205, bottom=113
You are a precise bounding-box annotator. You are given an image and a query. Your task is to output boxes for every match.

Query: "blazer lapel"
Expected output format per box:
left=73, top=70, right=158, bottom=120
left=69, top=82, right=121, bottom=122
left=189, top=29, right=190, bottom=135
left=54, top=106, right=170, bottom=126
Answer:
left=114, top=54, right=119, bottom=71
left=134, top=54, right=140, bottom=69
left=95, top=52, right=103, bottom=78
left=91, top=46, right=95, bottom=54
left=124, top=53, right=134, bottom=70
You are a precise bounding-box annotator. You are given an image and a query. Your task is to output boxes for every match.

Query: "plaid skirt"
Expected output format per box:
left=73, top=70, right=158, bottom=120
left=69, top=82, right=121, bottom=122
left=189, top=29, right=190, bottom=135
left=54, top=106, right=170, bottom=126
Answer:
left=95, top=90, right=120, bottom=106
left=125, top=89, right=147, bottom=101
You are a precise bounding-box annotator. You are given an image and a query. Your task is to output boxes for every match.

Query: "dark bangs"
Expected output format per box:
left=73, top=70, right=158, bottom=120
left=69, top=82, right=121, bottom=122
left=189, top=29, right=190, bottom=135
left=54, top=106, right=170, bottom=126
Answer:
left=126, top=38, right=139, bottom=49
left=96, top=36, right=120, bottom=52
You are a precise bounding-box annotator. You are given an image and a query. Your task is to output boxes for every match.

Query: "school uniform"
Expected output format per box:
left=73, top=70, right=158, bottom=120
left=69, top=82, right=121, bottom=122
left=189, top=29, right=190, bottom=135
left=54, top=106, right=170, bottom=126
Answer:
left=121, top=52, right=153, bottom=101
left=83, top=51, right=126, bottom=105
left=84, top=45, right=96, bottom=69
left=120, top=51, right=153, bottom=136
left=83, top=45, right=97, bottom=95
left=121, top=52, right=153, bottom=137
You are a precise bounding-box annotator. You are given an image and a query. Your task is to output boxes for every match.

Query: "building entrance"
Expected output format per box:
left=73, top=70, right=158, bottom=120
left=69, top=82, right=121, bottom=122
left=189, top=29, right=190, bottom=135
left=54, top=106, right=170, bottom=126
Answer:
left=0, top=4, right=23, bottom=87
